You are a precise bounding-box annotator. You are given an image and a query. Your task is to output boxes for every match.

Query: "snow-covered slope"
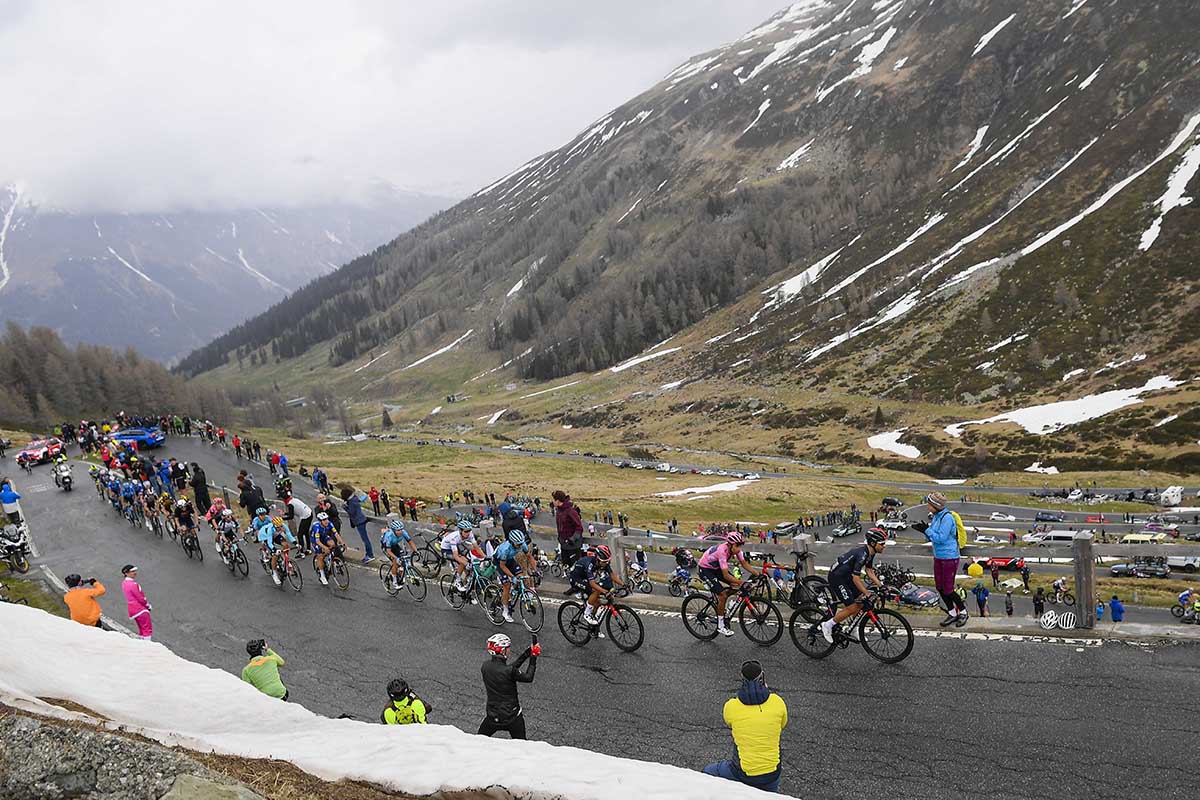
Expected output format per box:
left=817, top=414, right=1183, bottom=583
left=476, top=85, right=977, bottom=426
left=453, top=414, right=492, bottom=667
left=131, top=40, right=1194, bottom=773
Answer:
left=0, top=184, right=450, bottom=362
left=0, top=603, right=778, bottom=800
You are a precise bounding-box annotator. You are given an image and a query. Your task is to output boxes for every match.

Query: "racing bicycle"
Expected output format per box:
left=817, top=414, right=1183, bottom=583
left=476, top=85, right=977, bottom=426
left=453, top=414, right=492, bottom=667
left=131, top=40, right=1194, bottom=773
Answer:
left=483, top=573, right=544, bottom=632
left=259, top=544, right=303, bottom=591
left=681, top=580, right=784, bottom=646
left=558, top=585, right=644, bottom=652
left=378, top=551, right=427, bottom=601
left=790, top=587, right=914, bottom=664
left=311, top=546, right=350, bottom=591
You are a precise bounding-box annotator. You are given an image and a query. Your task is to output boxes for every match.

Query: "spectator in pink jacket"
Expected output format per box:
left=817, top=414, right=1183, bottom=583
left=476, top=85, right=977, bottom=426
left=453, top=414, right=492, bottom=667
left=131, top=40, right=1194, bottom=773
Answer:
left=121, top=564, right=153, bottom=640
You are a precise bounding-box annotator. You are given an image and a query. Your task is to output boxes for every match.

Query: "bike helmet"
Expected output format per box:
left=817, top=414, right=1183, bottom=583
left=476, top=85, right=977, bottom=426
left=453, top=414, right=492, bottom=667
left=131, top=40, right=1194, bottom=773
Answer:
left=142, top=480, right=151, bottom=488
left=65, top=573, right=82, bottom=588
left=221, top=508, right=234, bottom=517
left=160, top=492, right=171, bottom=501
left=725, top=531, right=746, bottom=546
left=454, top=511, right=465, bottom=522
left=246, top=639, right=265, bottom=657
left=316, top=512, right=329, bottom=521
left=506, top=530, right=526, bottom=546
left=487, top=633, right=511, bottom=655
left=387, top=678, right=410, bottom=700
left=255, top=507, right=268, bottom=515
left=176, top=499, right=187, bottom=508
left=271, top=516, right=284, bottom=527
left=456, top=519, right=474, bottom=532
left=388, top=518, right=405, bottom=531
left=595, top=544, right=612, bottom=562
left=865, top=527, right=888, bottom=546
left=636, top=544, right=643, bottom=551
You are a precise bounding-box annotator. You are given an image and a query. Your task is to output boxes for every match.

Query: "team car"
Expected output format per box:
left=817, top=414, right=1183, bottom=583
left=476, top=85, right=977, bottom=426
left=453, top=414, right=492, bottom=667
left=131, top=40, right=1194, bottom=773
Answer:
left=16, top=438, right=64, bottom=464
left=108, top=427, right=167, bottom=450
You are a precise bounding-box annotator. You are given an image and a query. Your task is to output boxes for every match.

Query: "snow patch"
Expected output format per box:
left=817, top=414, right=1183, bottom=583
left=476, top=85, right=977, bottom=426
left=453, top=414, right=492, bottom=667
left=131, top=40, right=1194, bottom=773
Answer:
left=893, top=56, right=909, bottom=71
left=705, top=331, right=734, bottom=345
left=0, top=604, right=771, bottom=800
left=656, top=478, right=760, bottom=497
left=402, top=330, right=474, bottom=371
left=985, top=333, right=1029, bottom=353
left=953, top=126, right=990, bottom=171
left=429, top=406, right=442, bottom=416
left=353, top=350, right=391, bottom=373
left=946, top=98, right=1069, bottom=195
left=805, top=289, right=922, bottom=362
left=1154, top=414, right=1179, bottom=428
left=946, top=376, right=1184, bottom=437
left=819, top=214, right=944, bottom=301
left=1093, top=352, right=1146, bottom=375
left=972, top=14, right=1016, bottom=57
left=976, top=360, right=996, bottom=371
left=1077, top=63, right=1104, bottom=90
left=0, top=185, right=21, bottom=292
left=610, top=347, right=682, bottom=374
left=1024, top=462, right=1060, bottom=475
left=324, top=230, right=343, bottom=245
left=617, top=196, right=644, bottom=223
left=1139, top=133, right=1200, bottom=251
left=933, top=479, right=968, bottom=485
left=486, top=409, right=507, bottom=425
left=745, top=19, right=832, bottom=82
left=520, top=380, right=582, bottom=400
left=816, top=26, right=898, bottom=102
left=866, top=429, right=921, bottom=459
left=761, top=240, right=855, bottom=312
left=777, top=139, right=816, bottom=171
left=660, top=380, right=685, bottom=391
left=235, top=248, right=287, bottom=292
left=1064, top=0, right=1089, bottom=18
left=743, top=100, right=772, bottom=135
left=1061, top=368, right=1086, bottom=382
left=106, top=246, right=154, bottom=284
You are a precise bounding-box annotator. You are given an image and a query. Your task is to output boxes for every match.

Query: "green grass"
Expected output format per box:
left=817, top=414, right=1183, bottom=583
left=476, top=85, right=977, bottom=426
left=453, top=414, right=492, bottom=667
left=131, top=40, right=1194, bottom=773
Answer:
left=0, top=574, right=68, bottom=617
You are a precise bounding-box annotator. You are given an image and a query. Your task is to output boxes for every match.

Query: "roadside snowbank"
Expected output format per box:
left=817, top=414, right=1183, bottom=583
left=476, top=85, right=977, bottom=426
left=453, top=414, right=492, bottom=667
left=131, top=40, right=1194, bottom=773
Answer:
left=0, top=604, right=785, bottom=800
left=867, top=429, right=921, bottom=459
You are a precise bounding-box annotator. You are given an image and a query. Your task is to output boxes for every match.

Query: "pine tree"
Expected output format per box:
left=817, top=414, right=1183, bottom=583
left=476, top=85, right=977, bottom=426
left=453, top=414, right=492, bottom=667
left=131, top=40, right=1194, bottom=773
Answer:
left=381, top=407, right=393, bottom=429
left=873, top=405, right=885, bottom=426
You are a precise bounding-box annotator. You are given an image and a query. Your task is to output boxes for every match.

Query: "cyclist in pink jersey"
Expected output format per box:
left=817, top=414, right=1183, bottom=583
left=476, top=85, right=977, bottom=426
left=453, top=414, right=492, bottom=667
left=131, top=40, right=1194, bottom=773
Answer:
left=698, top=532, right=761, bottom=637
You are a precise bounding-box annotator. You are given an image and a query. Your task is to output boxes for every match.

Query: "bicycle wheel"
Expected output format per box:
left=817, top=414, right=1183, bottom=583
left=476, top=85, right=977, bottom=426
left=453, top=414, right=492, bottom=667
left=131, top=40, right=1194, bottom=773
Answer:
left=482, top=584, right=505, bottom=625
left=182, top=535, right=195, bottom=560
left=635, top=578, right=652, bottom=594
left=557, top=601, right=592, bottom=646
left=417, top=544, right=442, bottom=578
left=1063, top=592, right=1075, bottom=607
left=379, top=563, right=401, bottom=596
left=233, top=548, right=249, bottom=577
left=331, top=558, right=349, bottom=590
left=607, top=604, right=644, bottom=652
left=440, top=575, right=466, bottom=609
left=166, top=520, right=178, bottom=542
left=10, top=553, right=30, bottom=574
left=519, top=589, right=544, bottom=633
left=404, top=570, right=427, bottom=602
left=668, top=580, right=683, bottom=597
left=549, top=561, right=565, bottom=579
left=858, top=608, right=914, bottom=664
left=681, top=594, right=720, bottom=641
left=738, top=597, right=783, bottom=647
left=1172, top=604, right=1185, bottom=618
left=225, top=546, right=237, bottom=573
left=798, top=576, right=831, bottom=607
left=152, top=517, right=163, bottom=538
left=193, top=536, right=204, bottom=562
left=789, top=607, right=837, bottom=659
left=286, top=561, right=303, bottom=591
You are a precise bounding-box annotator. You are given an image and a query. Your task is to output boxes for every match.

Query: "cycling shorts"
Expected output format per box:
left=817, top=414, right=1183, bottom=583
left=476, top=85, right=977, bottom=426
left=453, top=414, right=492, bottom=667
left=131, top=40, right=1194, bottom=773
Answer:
left=699, top=566, right=730, bottom=594
left=499, top=561, right=522, bottom=582
left=315, top=535, right=339, bottom=550
left=386, top=541, right=406, bottom=558
left=829, top=575, right=862, bottom=606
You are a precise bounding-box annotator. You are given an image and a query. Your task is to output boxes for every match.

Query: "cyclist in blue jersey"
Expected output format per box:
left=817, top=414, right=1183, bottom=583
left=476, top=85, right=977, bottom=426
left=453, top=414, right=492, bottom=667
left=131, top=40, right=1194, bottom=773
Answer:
left=257, top=515, right=296, bottom=586
left=380, top=516, right=416, bottom=592
left=493, top=529, right=533, bottom=623
left=313, top=512, right=347, bottom=586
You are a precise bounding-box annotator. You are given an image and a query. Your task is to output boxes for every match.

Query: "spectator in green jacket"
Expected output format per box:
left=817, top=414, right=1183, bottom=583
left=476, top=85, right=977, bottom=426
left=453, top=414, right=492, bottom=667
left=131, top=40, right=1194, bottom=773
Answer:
left=241, top=639, right=288, bottom=700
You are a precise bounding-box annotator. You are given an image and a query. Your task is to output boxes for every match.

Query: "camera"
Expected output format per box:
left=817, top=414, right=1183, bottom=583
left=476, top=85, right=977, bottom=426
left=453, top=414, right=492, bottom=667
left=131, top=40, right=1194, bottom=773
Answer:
left=85, top=577, right=97, bottom=585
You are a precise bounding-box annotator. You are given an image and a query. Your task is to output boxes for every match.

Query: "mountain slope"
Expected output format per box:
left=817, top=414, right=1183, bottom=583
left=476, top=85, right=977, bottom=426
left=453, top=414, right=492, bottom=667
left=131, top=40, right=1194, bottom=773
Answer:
left=0, top=185, right=451, bottom=362
left=182, top=0, right=1200, bottom=472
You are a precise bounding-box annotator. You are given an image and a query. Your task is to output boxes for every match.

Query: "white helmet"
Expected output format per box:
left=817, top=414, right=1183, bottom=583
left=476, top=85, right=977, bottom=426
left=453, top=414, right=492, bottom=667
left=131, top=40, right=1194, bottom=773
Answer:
left=486, top=633, right=511, bottom=655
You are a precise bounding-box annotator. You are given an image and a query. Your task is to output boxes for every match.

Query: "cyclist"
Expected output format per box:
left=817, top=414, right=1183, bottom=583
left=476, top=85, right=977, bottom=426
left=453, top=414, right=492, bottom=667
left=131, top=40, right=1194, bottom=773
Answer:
left=1052, top=577, right=1069, bottom=603
left=173, top=497, right=198, bottom=545
left=697, top=532, right=761, bottom=637
left=215, top=508, right=241, bottom=564
left=578, top=544, right=625, bottom=627
left=379, top=517, right=415, bottom=592
left=257, top=515, right=296, bottom=585
left=494, top=529, right=533, bottom=624
left=1179, top=587, right=1194, bottom=613
left=441, top=519, right=481, bottom=591
left=817, top=527, right=889, bottom=644
left=119, top=479, right=138, bottom=517
left=205, top=496, right=229, bottom=551
left=312, top=513, right=347, bottom=587
left=381, top=677, right=428, bottom=724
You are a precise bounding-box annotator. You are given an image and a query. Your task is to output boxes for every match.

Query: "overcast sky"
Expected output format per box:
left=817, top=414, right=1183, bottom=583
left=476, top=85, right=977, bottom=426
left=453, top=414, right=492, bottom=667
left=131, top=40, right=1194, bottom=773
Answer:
left=0, top=1, right=785, bottom=212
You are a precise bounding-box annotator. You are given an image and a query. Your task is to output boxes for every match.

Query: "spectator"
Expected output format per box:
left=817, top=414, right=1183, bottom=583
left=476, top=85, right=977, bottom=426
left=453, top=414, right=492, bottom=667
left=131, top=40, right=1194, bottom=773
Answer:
left=381, top=677, right=428, bottom=725
left=478, top=633, right=537, bottom=739
left=63, top=574, right=105, bottom=627
left=267, top=450, right=278, bottom=475
left=1110, top=595, right=1125, bottom=622
left=1096, top=596, right=1105, bottom=622
left=1033, top=587, right=1046, bottom=618
left=120, top=565, right=152, bottom=640
left=407, top=497, right=418, bottom=522
left=369, top=486, right=381, bottom=516
left=1020, top=563, right=1031, bottom=593
left=315, top=494, right=342, bottom=531
left=189, top=463, right=211, bottom=515
left=238, top=478, right=266, bottom=520
left=311, top=466, right=324, bottom=491
left=379, top=487, right=391, bottom=515
left=1004, top=589, right=1013, bottom=617
left=278, top=452, right=289, bottom=478
left=341, top=486, right=374, bottom=563
left=241, top=640, right=288, bottom=700
left=912, top=492, right=967, bottom=627
left=989, top=562, right=1000, bottom=588
left=971, top=581, right=990, bottom=617
left=703, top=660, right=787, bottom=793
left=1009, top=530, right=1016, bottom=546
left=1, top=482, right=22, bottom=524
left=552, top=490, right=584, bottom=568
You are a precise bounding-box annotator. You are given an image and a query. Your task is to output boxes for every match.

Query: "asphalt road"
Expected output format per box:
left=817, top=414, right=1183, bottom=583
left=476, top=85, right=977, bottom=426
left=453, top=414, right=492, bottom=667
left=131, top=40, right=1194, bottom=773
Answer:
left=16, top=445, right=1200, bottom=800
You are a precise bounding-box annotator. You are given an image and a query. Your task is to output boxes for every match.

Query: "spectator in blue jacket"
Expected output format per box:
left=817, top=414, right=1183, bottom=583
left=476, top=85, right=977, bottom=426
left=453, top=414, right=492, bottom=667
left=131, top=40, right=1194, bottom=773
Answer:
left=341, top=486, right=373, bottom=563
left=971, top=581, right=990, bottom=617
left=1109, top=595, right=1125, bottom=622
left=911, top=492, right=967, bottom=627
left=278, top=452, right=289, bottom=478
left=1, top=483, right=22, bottom=524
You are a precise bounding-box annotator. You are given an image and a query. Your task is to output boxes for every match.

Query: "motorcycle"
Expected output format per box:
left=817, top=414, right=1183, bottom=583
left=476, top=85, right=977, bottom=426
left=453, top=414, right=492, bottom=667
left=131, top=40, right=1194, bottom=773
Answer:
left=1, top=523, right=31, bottom=573
left=56, top=464, right=73, bottom=492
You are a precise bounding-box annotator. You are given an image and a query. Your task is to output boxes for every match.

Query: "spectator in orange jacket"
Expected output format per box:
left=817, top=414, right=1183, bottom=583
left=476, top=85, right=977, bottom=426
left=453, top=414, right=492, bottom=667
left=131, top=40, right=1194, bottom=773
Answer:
left=63, top=574, right=105, bottom=627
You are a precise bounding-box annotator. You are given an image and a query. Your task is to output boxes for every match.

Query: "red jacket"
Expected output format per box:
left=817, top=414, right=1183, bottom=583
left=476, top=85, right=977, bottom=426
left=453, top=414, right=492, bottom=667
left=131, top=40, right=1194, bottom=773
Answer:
left=555, top=501, right=583, bottom=549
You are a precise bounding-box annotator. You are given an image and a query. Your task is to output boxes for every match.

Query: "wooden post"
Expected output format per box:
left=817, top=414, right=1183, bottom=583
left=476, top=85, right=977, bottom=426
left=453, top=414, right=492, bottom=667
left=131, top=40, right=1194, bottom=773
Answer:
left=608, top=529, right=627, bottom=582
left=1073, top=532, right=1095, bottom=629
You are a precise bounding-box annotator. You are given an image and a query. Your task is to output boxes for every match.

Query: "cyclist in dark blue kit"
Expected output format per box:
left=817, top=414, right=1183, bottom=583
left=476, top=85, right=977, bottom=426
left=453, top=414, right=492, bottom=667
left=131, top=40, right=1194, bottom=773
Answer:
left=818, top=526, right=888, bottom=644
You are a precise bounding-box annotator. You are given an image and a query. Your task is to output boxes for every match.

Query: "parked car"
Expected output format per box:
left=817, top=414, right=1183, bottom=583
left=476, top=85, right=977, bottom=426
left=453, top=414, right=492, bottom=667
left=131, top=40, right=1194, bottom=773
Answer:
left=894, top=582, right=941, bottom=608
left=1085, top=515, right=1108, bottom=524
left=831, top=521, right=862, bottom=539
left=881, top=497, right=903, bottom=509
left=990, top=512, right=1017, bottom=522
left=1120, top=532, right=1168, bottom=545
left=108, top=427, right=166, bottom=450
left=17, top=438, right=63, bottom=464
left=974, top=535, right=1001, bottom=544
left=1110, top=561, right=1171, bottom=578
left=773, top=522, right=798, bottom=538
left=1166, top=556, right=1200, bottom=574
left=877, top=519, right=908, bottom=535
left=1035, top=511, right=1064, bottom=523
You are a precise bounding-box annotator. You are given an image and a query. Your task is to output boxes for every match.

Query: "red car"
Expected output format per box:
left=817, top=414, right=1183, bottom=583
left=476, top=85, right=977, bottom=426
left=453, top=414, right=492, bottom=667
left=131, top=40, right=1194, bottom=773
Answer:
left=1086, top=515, right=1108, bottom=524
left=16, top=437, right=63, bottom=464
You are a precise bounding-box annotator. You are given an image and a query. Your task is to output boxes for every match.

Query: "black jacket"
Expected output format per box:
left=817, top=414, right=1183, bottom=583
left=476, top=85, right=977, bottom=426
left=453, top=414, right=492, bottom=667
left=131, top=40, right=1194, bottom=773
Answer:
left=481, top=650, right=536, bottom=723
left=502, top=509, right=527, bottom=538
left=238, top=483, right=266, bottom=512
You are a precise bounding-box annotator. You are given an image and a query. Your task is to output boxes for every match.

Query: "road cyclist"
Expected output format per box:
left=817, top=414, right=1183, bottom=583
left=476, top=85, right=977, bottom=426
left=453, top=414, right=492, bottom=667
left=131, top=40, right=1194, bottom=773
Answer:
left=696, top=531, right=761, bottom=637
left=312, top=512, right=348, bottom=587
left=380, top=516, right=417, bottom=593
left=493, top=529, right=534, bottom=624
left=442, top=519, right=481, bottom=592
left=254, top=512, right=297, bottom=586
left=816, top=526, right=888, bottom=644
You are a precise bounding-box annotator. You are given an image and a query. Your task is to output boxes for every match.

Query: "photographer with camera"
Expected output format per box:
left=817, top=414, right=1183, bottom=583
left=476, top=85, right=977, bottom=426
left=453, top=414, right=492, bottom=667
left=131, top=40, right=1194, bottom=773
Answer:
left=241, top=639, right=289, bottom=701
left=63, top=574, right=106, bottom=628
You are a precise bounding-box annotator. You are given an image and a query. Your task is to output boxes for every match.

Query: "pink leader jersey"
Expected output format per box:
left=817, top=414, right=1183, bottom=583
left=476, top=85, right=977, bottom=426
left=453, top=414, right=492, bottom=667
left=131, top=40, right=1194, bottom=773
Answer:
left=698, top=542, right=746, bottom=571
